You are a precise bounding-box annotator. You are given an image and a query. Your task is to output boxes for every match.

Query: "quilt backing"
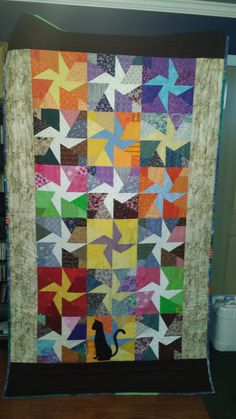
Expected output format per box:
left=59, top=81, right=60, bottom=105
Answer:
left=4, top=15, right=227, bottom=397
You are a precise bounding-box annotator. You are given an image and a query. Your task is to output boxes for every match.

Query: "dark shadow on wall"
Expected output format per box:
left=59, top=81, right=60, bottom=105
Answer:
left=203, top=346, right=236, bottom=419
left=0, top=0, right=236, bottom=53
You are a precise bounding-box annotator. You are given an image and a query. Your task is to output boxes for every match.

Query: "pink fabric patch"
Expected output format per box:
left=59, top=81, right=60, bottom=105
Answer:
left=61, top=110, right=79, bottom=128
left=136, top=291, right=158, bottom=314
left=35, top=164, right=60, bottom=186
left=176, top=257, right=184, bottom=266
left=137, top=267, right=160, bottom=290
left=168, top=226, right=186, bottom=242
left=35, top=172, right=47, bottom=189
left=63, top=166, right=87, bottom=192
left=63, top=317, right=81, bottom=332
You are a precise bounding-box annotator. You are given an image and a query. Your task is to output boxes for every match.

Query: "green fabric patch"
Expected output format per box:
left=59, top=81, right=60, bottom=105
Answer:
left=162, top=266, right=184, bottom=290
left=61, top=194, right=87, bottom=218
left=36, top=191, right=60, bottom=217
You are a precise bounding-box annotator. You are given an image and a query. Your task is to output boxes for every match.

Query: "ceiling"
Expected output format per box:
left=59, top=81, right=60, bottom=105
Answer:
left=7, top=0, right=236, bottom=18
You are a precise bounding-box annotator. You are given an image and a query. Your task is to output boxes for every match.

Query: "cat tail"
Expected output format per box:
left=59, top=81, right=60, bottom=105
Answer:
left=111, top=329, right=126, bottom=357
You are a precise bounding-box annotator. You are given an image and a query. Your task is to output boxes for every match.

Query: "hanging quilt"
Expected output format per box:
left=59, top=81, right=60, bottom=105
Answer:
left=4, top=14, right=227, bottom=397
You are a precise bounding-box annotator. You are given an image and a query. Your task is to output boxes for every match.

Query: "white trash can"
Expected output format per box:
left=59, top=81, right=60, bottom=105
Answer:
left=211, top=295, right=236, bottom=351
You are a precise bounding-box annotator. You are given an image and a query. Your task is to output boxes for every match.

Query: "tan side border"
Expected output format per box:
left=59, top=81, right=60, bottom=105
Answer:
left=6, top=49, right=37, bottom=363
left=182, top=58, right=225, bottom=358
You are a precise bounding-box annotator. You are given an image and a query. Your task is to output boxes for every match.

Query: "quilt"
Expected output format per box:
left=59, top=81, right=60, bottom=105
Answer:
left=3, top=14, right=227, bottom=397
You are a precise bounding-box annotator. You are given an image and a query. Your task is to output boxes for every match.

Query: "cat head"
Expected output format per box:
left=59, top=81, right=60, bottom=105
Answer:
left=92, top=319, right=103, bottom=330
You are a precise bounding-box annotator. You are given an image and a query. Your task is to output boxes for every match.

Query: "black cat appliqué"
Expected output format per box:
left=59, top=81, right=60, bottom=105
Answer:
left=92, top=319, right=126, bottom=361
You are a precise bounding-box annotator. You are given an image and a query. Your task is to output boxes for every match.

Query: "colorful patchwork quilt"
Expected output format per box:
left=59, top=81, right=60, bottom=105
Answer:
left=4, top=15, right=227, bottom=397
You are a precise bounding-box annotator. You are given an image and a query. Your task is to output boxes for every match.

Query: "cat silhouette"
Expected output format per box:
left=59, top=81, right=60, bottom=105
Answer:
left=92, top=319, right=126, bottom=361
